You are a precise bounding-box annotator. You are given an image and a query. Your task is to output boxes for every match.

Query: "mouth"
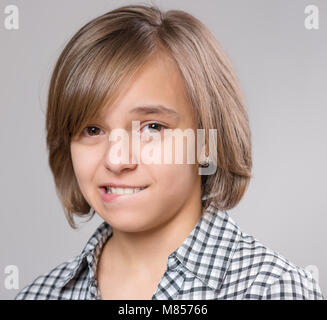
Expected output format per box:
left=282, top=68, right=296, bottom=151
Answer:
left=100, top=185, right=148, bottom=196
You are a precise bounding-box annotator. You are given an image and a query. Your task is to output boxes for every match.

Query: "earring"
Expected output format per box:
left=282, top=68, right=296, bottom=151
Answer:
left=199, top=156, right=210, bottom=167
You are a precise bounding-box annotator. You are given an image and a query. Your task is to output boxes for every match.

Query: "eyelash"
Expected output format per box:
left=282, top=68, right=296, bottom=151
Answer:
left=141, top=122, right=167, bottom=133
left=81, top=122, right=167, bottom=137
left=82, top=126, right=105, bottom=137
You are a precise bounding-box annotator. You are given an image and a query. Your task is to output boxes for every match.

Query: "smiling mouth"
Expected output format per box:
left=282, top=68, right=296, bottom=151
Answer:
left=102, top=186, right=148, bottom=195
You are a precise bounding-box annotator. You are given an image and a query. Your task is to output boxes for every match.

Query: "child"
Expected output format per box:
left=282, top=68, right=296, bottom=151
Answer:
left=15, top=4, right=324, bottom=300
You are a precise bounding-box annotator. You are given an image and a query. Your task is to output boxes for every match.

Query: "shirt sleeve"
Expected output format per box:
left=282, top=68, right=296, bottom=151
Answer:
left=262, top=269, right=325, bottom=300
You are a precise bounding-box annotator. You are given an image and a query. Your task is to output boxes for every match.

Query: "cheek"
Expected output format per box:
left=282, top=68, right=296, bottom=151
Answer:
left=70, top=144, right=100, bottom=187
left=154, top=163, right=198, bottom=196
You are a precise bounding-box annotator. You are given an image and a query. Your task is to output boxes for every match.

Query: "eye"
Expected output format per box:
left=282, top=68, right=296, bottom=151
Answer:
left=142, top=122, right=167, bottom=133
left=82, top=126, right=104, bottom=137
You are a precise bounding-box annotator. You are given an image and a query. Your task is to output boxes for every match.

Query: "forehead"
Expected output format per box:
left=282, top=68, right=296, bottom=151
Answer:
left=98, top=52, right=195, bottom=123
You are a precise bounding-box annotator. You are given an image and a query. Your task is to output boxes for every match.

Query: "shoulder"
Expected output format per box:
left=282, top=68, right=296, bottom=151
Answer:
left=15, top=221, right=112, bottom=300
left=179, top=205, right=324, bottom=300
left=15, top=255, right=81, bottom=300
left=230, top=229, right=324, bottom=299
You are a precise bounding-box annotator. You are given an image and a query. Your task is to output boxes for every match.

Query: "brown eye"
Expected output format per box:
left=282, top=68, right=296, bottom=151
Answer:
left=142, top=122, right=166, bottom=133
left=82, top=126, right=104, bottom=137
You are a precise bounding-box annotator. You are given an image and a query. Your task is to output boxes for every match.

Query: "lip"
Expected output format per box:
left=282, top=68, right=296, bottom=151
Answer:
left=99, top=185, right=148, bottom=203
left=100, top=183, right=148, bottom=189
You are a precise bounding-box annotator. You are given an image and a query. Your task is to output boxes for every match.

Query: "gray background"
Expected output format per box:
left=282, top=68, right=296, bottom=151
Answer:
left=1, top=0, right=326, bottom=299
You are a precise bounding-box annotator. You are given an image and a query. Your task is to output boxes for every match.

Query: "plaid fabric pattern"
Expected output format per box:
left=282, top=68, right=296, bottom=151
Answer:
left=15, top=202, right=324, bottom=300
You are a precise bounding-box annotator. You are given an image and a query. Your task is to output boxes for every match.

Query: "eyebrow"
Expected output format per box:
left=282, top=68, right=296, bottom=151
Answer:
left=129, top=104, right=181, bottom=121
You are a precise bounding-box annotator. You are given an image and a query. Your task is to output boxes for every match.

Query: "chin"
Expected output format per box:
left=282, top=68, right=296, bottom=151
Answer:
left=102, top=210, right=158, bottom=233
left=112, top=221, right=156, bottom=233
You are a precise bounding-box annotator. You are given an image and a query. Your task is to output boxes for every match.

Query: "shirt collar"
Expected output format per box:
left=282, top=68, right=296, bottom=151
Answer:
left=57, top=201, right=241, bottom=292
left=173, top=202, right=241, bottom=291
left=55, top=221, right=112, bottom=289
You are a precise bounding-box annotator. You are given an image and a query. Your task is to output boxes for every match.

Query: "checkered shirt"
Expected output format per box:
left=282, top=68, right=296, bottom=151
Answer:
left=15, top=202, right=324, bottom=300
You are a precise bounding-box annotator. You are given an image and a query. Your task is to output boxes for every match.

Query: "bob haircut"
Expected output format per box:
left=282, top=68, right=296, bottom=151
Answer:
left=46, top=4, right=252, bottom=229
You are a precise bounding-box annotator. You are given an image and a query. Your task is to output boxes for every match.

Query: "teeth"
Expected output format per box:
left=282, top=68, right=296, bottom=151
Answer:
left=105, top=187, right=145, bottom=195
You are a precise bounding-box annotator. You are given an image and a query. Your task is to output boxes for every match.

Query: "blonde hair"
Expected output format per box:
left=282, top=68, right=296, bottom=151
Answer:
left=46, top=4, right=252, bottom=228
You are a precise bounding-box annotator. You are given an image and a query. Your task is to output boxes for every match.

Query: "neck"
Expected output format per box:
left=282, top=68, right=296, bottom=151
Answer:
left=103, top=196, right=203, bottom=274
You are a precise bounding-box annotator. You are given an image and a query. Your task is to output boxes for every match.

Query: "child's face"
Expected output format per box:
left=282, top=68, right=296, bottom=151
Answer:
left=70, top=52, right=202, bottom=232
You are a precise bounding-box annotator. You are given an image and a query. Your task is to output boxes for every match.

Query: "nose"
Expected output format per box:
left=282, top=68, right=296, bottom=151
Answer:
left=103, top=129, right=138, bottom=174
